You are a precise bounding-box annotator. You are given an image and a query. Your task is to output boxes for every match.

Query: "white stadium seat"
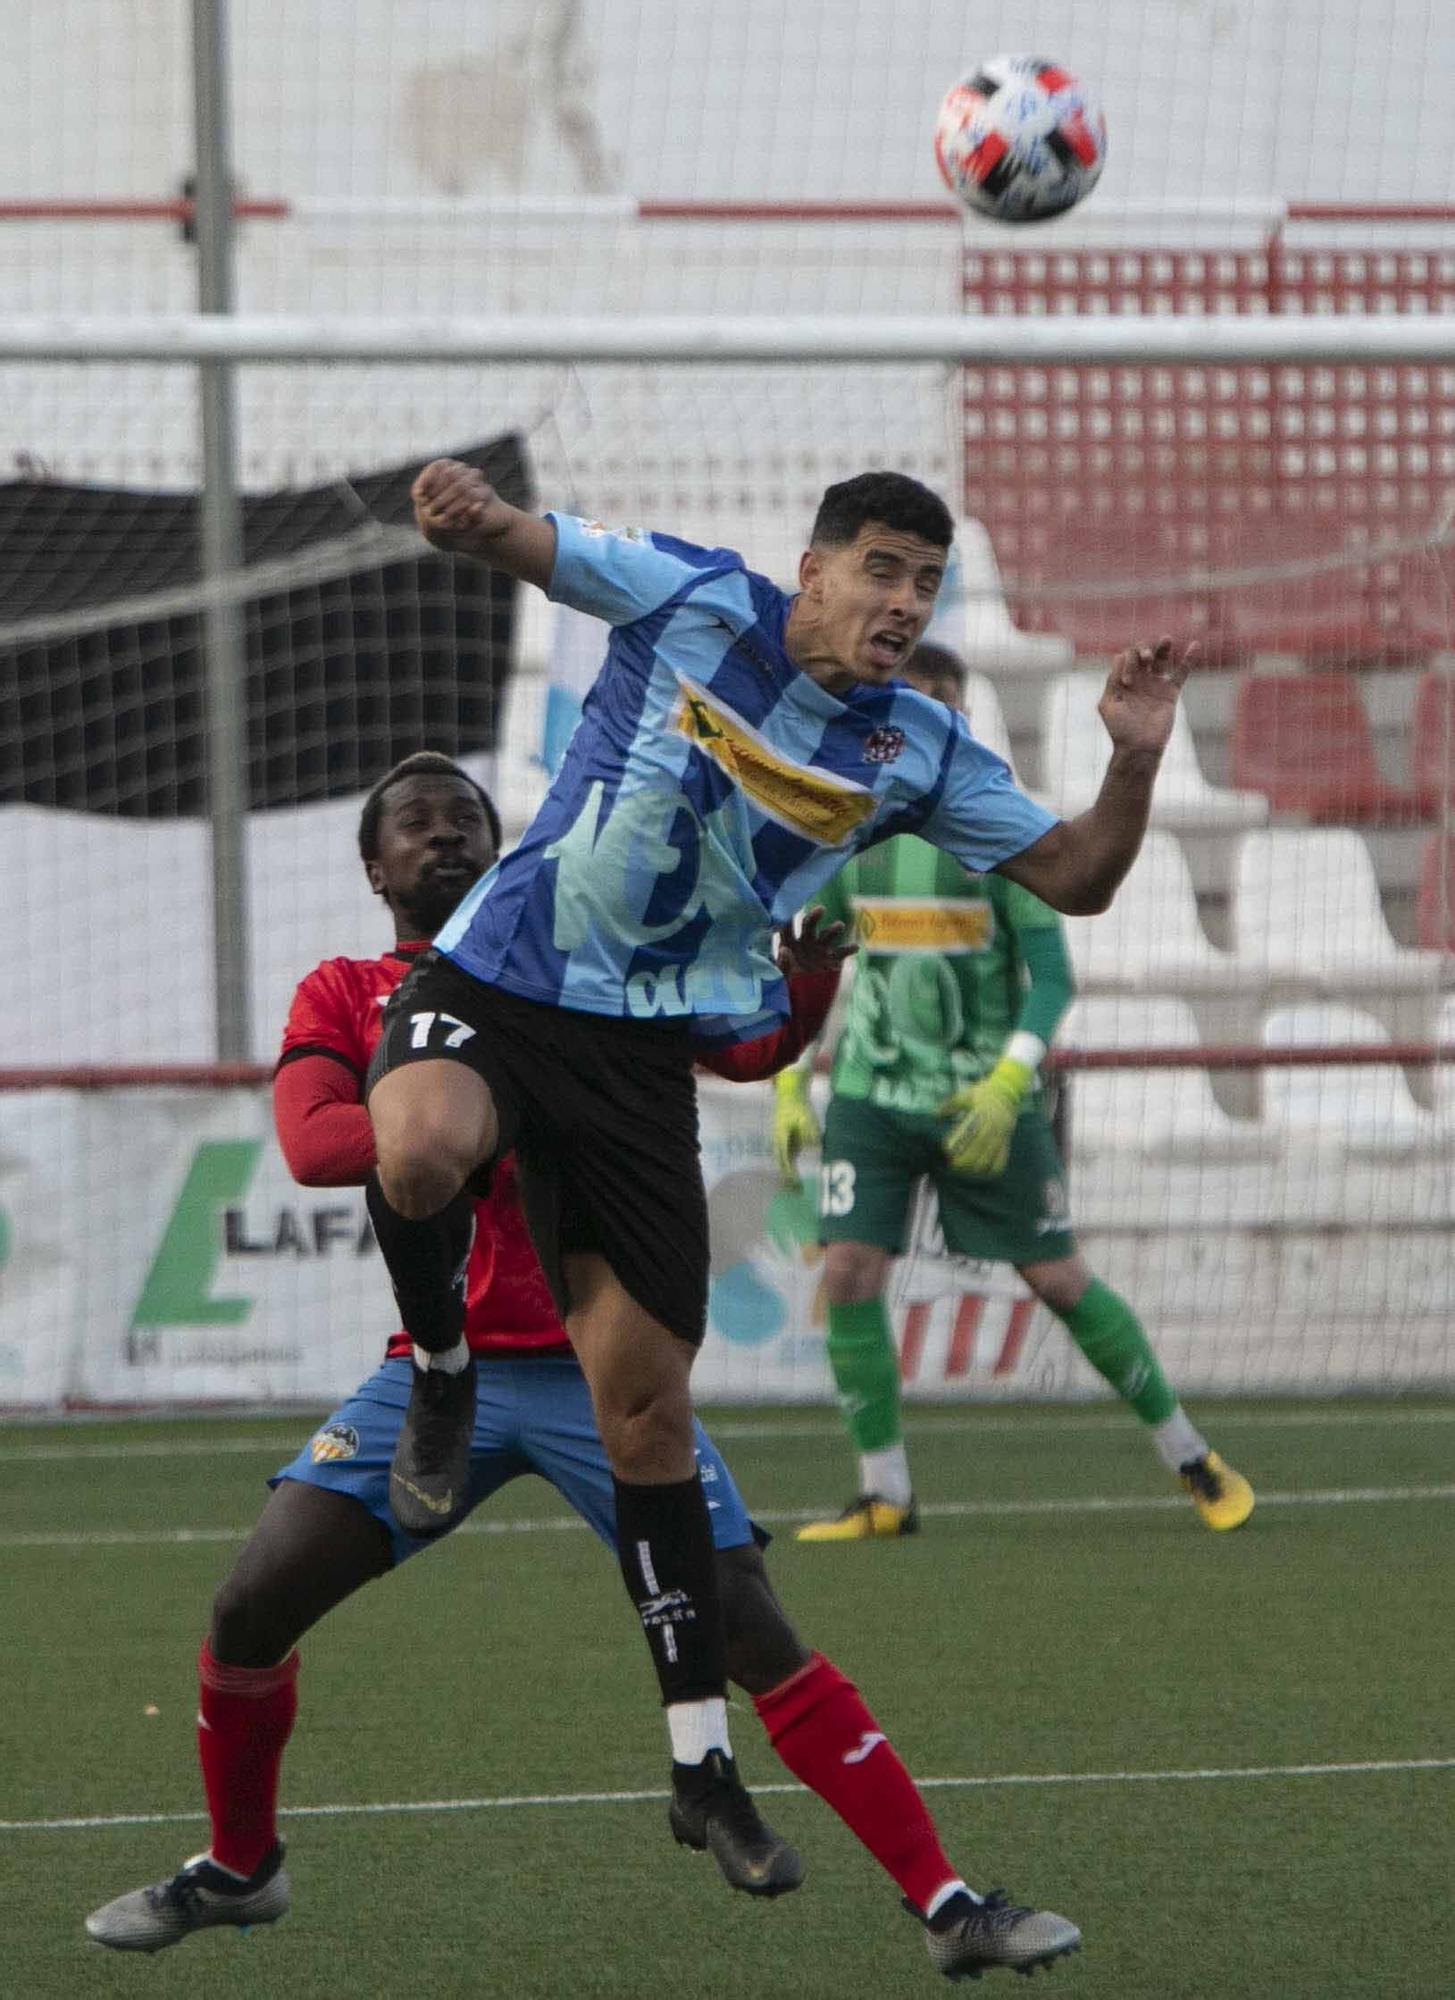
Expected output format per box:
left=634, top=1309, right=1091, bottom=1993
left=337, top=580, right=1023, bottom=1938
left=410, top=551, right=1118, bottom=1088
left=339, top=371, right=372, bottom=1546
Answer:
left=1060, top=996, right=1261, bottom=1157
left=1232, top=830, right=1446, bottom=994
left=1041, top=671, right=1267, bottom=831
left=946, top=518, right=1073, bottom=674
left=959, top=672, right=1022, bottom=778
left=1262, top=1004, right=1440, bottom=1152
left=1064, top=830, right=1239, bottom=994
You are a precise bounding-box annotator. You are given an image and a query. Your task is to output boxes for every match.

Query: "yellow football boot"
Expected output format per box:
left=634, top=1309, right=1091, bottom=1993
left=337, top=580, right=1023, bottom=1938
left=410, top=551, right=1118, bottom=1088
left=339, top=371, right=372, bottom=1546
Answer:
left=1179, top=1450, right=1255, bottom=1531
left=795, top=1495, right=919, bottom=1542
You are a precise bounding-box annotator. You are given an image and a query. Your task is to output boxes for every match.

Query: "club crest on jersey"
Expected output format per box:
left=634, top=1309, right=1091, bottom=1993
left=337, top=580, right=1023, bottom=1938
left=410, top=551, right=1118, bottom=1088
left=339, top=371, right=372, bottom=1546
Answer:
left=862, top=725, right=906, bottom=765
left=310, top=1423, right=360, bottom=1464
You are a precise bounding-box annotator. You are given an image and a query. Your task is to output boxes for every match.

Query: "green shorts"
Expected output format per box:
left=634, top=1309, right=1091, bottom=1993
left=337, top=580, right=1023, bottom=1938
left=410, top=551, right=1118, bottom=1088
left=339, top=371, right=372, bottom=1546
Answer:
left=817, top=1092, right=1075, bottom=1267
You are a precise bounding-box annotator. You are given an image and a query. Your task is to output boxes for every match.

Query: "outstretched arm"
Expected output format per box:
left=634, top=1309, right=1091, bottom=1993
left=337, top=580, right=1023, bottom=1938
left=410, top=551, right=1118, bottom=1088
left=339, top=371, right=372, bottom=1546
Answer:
left=996, top=638, right=1197, bottom=915
left=412, top=458, right=558, bottom=589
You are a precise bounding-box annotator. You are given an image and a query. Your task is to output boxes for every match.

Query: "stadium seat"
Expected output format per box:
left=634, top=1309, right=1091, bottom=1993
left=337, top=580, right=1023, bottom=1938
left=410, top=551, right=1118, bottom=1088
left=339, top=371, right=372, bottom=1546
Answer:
left=1044, top=589, right=1232, bottom=663
left=949, top=518, right=1073, bottom=674
left=1060, top=997, right=1260, bottom=1157
left=1228, top=672, right=1426, bottom=823
left=1042, top=671, right=1267, bottom=831
left=1262, top=1003, right=1439, bottom=1152
left=959, top=672, right=1023, bottom=778
left=1222, top=568, right=1389, bottom=662
left=1065, top=829, right=1240, bottom=993
left=1431, top=996, right=1455, bottom=1124
left=1383, top=551, right=1455, bottom=655
left=1231, top=829, right=1445, bottom=993
left=1416, top=831, right=1455, bottom=953
left=1409, top=672, right=1455, bottom=809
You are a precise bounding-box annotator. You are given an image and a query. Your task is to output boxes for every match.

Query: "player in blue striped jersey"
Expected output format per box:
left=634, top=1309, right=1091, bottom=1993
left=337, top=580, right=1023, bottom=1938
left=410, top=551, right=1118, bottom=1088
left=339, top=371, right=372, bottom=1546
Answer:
left=364, top=460, right=1191, bottom=1919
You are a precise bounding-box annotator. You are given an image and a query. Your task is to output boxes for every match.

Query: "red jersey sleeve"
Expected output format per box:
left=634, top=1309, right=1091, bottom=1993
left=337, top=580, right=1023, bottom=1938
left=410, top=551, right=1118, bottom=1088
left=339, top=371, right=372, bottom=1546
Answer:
left=273, top=1055, right=377, bottom=1186
left=697, top=966, right=841, bottom=1083
left=273, top=962, right=377, bottom=1186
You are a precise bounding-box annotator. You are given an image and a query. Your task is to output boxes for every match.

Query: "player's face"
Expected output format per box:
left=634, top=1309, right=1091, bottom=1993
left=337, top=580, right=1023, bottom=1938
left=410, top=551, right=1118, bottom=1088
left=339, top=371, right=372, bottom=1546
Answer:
left=799, top=524, right=947, bottom=688
left=368, top=774, right=498, bottom=936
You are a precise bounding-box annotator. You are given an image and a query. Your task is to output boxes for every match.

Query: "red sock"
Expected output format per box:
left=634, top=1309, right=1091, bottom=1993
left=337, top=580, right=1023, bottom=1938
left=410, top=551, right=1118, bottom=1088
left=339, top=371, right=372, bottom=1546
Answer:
left=197, top=1640, right=300, bottom=1877
left=754, top=1652, right=959, bottom=1915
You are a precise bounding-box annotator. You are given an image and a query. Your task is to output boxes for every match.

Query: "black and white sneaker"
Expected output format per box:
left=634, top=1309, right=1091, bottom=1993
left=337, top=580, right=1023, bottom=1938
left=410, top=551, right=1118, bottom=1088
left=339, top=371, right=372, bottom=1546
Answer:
left=389, top=1358, right=476, bottom=1535
left=85, top=1841, right=289, bottom=1952
left=913, top=1888, right=1081, bottom=1980
left=668, top=1749, right=804, bottom=1897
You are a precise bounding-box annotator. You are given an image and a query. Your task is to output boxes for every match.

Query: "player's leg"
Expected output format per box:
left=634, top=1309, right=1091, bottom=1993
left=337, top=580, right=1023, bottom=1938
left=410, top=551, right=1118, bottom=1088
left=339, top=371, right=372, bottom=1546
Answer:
left=719, top=1542, right=1079, bottom=1975
left=365, top=951, right=509, bottom=1533
left=934, top=1105, right=1255, bottom=1530
left=85, top=1356, right=529, bottom=1953
left=85, top=1460, right=393, bottom=1950
left=507, top=1348, right=803, bottom=1896
left=800, top=1096, right=926, bottom=1540
left=562, top=1255, right=793, bottom=1872
left=1018, top=1247, right=1254, bottom=1530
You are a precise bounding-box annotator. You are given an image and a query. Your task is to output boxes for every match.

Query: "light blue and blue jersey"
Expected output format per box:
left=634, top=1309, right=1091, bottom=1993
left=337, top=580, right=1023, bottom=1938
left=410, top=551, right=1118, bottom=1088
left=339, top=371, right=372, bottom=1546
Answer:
left=436, top=514, right=1056, bottom=1045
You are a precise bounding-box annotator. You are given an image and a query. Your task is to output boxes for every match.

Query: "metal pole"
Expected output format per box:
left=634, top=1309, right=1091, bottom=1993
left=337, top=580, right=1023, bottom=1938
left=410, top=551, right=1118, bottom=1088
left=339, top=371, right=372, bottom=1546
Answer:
left=191, top=0, right=251, bottom=1059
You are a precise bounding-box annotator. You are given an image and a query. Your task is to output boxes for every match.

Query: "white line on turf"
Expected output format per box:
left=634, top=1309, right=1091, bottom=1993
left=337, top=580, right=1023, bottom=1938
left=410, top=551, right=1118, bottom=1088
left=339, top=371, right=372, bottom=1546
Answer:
left=6, top=1483, right=1455, bottom=1549
left=1, top=1404, right=1453, bottom=1461
left=4, top=1755, right=1451, bottom=1836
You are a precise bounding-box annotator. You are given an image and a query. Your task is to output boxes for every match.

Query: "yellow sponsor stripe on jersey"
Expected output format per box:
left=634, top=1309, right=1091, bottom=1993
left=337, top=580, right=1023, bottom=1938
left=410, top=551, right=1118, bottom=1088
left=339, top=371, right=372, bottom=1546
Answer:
left=673, top=681, right=877, bottom=843
left=854, top=898, right=993, bottom=951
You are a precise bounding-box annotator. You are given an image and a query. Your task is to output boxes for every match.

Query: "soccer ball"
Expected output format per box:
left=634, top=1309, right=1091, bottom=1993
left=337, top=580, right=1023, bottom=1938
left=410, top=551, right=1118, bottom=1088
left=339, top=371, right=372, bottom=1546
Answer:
left=934, top=55, right=1106, bottom=224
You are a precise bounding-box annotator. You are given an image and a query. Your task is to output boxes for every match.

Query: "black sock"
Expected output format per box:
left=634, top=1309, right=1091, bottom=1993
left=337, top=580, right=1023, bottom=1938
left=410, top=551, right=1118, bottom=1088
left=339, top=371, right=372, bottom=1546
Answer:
left=364, top=1173, right=473, bottom=1356
left=613, top=1473, right=728, bottom=1707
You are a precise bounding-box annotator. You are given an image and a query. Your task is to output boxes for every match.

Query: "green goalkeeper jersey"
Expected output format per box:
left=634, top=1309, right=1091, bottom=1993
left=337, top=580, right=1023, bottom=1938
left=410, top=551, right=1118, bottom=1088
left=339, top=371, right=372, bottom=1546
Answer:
left=814, top=833, right=1073, bottom=1116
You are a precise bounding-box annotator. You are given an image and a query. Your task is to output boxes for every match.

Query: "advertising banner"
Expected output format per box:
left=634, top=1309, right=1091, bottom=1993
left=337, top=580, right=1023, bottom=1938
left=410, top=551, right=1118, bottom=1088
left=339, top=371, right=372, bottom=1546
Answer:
left=0, top=1079, right=1070, bottom=1410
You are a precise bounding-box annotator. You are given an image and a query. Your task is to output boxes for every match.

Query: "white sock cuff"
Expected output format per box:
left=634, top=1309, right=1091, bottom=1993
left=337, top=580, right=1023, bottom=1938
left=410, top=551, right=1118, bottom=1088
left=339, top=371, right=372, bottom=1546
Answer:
left=1151, top=1406, right=1208, bottom=1473
left=414, top=1338, right=471, bottom=1375
left=667, top=1696, right=731, bottom=1765
left=924, top=1878, right=979, bottom=1918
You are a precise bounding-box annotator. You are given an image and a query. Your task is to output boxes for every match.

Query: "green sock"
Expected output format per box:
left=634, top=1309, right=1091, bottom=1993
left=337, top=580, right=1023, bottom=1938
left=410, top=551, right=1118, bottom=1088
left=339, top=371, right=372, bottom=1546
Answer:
left=1055, top=1278, right=1177, bottom=1426
left=825, top=1298, right=903, bottom=1452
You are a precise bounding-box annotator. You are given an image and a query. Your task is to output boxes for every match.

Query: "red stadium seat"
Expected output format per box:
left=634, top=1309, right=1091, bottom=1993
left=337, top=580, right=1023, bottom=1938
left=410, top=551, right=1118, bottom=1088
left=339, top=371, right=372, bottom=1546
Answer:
left=1049, top=592, right=1223, bottom=660
left=1222, top=572, right=1389, bottom=663
left=1229, top=672, right=1427, bottom=824
left=1410, top=673, right=1455, bottom=806
left=1383, top=554, right=1455, bottom=654
left=1416, top=833, right=1455, bottom=952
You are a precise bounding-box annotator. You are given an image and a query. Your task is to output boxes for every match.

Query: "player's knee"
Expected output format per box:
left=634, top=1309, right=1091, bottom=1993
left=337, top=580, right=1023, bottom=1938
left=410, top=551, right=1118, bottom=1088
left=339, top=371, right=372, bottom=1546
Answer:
left=377, top=1148, right=470, bottom=1219
left=371, top=1077, right=492, bottom=1217
left=717, top=1544, right=811, bottom=1694
left=596, top=1379, right=695, bottom=1482
left=209, top=1572, right=296, bottom=1670
left=822, top=1241, right=887, bottom=1305
left=374, top=1103, right=480, bottom=1216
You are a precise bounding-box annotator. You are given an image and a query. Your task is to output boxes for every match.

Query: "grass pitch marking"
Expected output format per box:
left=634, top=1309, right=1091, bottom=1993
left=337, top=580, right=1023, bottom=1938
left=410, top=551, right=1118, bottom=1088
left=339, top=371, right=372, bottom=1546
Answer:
left=4, top=1754, right=1451, bottom=1836
left=5, top=1483, right=1454, bottom=1550
left=1, top=1403, right=1453, bottom=1463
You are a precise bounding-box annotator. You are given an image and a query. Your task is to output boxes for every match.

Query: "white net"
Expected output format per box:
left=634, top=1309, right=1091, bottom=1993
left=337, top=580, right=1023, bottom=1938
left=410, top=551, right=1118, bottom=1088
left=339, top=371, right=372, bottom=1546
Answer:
left=4, top=0, right=1455, bottom=1407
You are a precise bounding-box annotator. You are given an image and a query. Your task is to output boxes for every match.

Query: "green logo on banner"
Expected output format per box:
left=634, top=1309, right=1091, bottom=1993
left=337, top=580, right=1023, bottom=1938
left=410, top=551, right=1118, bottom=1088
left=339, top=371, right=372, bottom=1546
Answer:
left=130, top=1140, right=262, bottom=1330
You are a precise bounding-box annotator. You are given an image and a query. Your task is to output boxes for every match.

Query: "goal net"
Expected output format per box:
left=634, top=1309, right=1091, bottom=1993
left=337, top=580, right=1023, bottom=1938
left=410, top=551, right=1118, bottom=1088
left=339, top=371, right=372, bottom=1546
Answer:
left=3, top=0, right=1454, bottom=1408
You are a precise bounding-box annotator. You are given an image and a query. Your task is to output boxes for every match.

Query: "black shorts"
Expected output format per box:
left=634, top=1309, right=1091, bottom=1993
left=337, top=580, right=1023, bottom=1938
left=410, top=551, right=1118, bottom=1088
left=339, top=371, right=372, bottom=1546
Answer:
left=367, top=950, right=708, bottom=1347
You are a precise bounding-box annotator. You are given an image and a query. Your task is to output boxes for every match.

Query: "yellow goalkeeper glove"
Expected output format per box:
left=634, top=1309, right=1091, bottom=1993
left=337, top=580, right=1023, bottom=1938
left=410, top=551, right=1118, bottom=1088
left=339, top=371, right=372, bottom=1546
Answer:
left=938, top=1055, right=1036, bottom=1177
left=771, top=1068, right=821, bottom=1184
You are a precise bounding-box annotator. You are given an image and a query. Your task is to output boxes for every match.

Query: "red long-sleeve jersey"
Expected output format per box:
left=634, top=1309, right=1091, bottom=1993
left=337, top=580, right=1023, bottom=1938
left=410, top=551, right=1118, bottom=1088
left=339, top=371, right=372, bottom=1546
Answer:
left=273, top=943, right=837, bottom=1359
